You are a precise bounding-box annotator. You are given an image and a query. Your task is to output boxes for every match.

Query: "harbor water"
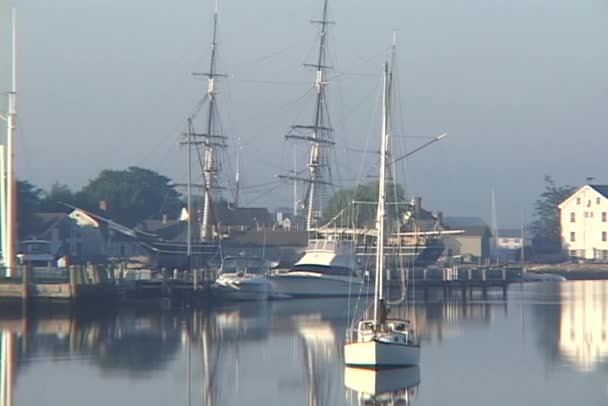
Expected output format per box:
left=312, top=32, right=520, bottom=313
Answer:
left=1, top=280, right=607, bottom=406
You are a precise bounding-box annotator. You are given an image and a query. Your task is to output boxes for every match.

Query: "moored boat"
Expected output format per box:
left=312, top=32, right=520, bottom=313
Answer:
left=268, top=238, right=367, bottom=298
left=344, top=53, right=421, bottom=368
left=213, top=256, right=271, bottom=300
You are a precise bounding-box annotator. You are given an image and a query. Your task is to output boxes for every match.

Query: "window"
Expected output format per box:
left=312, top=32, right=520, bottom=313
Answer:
left=577, top=197, right=581, bottom=205
left=603, top=232, right=607, bottom=242
left=570, top=232, right=576, bottom=242
left=597, top=197, right=601, bottom=205
left=585, top=212, right=589, bottom=218
left=570, top=212, right=576, bottom=222
left=603, top=212, right=606, bottom=222
left=591, top=212, right=594, bottom=218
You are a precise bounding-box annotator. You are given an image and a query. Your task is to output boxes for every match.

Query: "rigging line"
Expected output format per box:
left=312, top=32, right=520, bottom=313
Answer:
left=354, top=79, right=383, bottom=190
left=232, top=78, right=310, bottom=86
left=243, top=181, right=283, bottom=206
left=240, top=180, right=282, bottom=190
left=229, top=44, right=297, bottom=69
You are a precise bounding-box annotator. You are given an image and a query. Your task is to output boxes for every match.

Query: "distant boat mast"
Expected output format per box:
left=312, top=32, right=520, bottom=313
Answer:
left=279, top=0, right=336, bottom=231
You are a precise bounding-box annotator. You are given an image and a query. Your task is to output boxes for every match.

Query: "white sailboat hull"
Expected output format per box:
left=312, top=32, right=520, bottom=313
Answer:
left=344, top=340, right=421, bottom=368
left=268, top=272, right=367, bottom=298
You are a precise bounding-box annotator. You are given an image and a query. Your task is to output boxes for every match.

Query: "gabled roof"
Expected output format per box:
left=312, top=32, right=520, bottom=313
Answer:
left=458, top=225, right=492, bottom=237
left=497, top=229, right=522, bottom=239
left=589, top=184, right=608, bottom=199
left=444, top=216, right=488, bottom=228
left=215, top=206, right=273, bottom=227
left=558, top=184, right=608, bottom=208
left=29, top=212, right=68, bottom=237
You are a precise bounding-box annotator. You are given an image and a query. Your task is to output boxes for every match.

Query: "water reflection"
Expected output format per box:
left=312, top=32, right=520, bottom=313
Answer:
left=345, top=366, right=420, bottom=406
left=1, top=283, right=606, bottom=405
left=558, top=281, right=608, bottom=371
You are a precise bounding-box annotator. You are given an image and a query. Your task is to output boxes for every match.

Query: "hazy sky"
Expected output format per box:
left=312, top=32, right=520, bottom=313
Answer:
left=1, top=0, right=607, bottom=227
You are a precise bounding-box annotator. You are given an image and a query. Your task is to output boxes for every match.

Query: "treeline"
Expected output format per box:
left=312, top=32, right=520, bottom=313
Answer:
left=19, top=166, right=182, bottom=235
left=322, top=176, right=577, bottom=256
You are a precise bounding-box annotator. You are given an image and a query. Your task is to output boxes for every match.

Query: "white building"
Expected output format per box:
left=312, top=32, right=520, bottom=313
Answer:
left=558, top=184, right=608, bottom=261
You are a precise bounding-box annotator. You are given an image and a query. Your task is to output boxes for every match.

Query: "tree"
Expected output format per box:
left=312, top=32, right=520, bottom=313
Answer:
left=18, top=180, right=44, bottom=238
left=322, top=181, right=408, bottom=228
left=77, top=166, right=182, bottom=227
left=40, top=181, right=78, bottom=212
left=530, top=176, right=576, bottom=254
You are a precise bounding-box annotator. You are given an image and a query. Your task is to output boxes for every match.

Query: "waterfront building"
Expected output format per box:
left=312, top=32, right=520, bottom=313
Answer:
left=558, top=184, right=608, bottom=261
left=442, top=217, right=492, bottom=260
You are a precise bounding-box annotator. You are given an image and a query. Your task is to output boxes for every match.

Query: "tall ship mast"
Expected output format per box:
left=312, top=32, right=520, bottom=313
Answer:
left=280, top=0, right=336, bottom=231
left=195, top=4, right=228, bottom=242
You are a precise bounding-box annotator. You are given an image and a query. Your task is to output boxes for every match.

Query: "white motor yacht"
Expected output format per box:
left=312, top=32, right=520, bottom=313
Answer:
left=268, top=238, right=367, bottom=298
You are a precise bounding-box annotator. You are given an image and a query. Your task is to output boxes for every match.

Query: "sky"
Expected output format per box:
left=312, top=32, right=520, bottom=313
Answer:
left=1, top=0, right=607, bottom=227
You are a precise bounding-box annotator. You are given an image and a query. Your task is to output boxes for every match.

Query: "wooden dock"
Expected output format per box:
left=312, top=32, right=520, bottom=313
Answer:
left=0, top=266, right=219, bottom=305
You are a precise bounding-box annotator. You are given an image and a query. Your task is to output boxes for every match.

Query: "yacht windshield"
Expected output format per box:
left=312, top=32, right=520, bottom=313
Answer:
left=222, top=258, right=265, bottom=275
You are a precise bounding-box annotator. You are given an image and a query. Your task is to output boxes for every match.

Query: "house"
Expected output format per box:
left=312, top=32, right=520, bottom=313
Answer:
left=214, top=205, right=273, bottom=237
left=495, top=229, right=525, bottom=251
left=492, top=229, right=529, bottom=262
left=19, top=210, right=107, bottom=265
left=442, top=217, right=492, bottom=260
left=275, top=210, right=305, bottom=231
left=558, top=184, right=608, bottom=261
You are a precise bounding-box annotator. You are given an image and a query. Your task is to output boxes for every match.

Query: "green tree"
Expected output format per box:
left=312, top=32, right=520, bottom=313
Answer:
left=40, top=181, right=78, bottom=212
left=77, top=166, right=182, bottom=227
left=530, top=176, right=576, bottom=254
left=322, top=181, right=408, bottom=228
left=18, top=180, right=44, bottom=238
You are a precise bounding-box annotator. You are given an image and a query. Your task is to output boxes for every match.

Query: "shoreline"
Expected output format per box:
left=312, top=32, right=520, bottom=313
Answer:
left=527, top=263, right=608, bottom=280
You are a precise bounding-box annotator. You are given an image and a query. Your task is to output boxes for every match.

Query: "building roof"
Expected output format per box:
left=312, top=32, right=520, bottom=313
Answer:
left=589, top=184, right=608, bottom=199
left=458, top=226, right=492, bottom=237
left=215, top=206, right=273, bottom=227
left=444, top=216, right=488, bottom=228
left=497, top=229, right=522, bottom=239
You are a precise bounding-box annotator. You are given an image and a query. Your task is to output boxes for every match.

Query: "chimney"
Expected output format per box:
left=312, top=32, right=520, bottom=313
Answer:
left=99, top=200, right=108, bottom=211
left=162, top=213, right=168, bottom=224
left=414, top=197, right=422, bottom=217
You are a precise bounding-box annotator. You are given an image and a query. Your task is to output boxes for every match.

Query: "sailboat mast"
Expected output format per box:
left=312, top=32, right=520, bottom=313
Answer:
left=187, top=118, right=193, bottom=258
left=6, top=8, right=17, bottom=272
left=373, top=63, right=391, bottom=325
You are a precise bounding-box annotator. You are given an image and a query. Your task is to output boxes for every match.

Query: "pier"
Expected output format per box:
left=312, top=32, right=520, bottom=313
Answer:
left=0, top=265, right=218, bottom=305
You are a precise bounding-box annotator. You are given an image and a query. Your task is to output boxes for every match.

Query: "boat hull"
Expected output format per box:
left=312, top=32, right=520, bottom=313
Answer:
left=213, top=277, right=270, bottom=301
left=268, top=273, right=368, bottom=299
left=344, top=340, right=421, bottom=368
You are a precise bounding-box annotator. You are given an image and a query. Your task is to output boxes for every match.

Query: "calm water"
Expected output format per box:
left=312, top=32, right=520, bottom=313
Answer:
left=1, top=280, right=607, bottom=406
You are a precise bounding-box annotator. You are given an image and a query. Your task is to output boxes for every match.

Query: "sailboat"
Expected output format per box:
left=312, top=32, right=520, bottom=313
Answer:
left=343, top=61, right=420, bottom=368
